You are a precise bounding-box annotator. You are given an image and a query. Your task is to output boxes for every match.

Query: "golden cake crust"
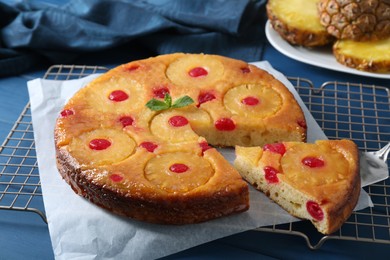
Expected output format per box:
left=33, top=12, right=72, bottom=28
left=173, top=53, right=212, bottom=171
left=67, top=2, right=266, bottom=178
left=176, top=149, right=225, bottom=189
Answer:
left=55, top=53, right=307, bottom=224
left=56, top=146, right=249, bottom=224
left=235, top=139, right=360, bottom=234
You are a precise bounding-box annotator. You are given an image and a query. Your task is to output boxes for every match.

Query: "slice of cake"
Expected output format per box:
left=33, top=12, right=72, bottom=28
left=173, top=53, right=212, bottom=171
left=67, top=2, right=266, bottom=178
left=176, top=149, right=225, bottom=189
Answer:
left=234, top=140, right=360, bottom=234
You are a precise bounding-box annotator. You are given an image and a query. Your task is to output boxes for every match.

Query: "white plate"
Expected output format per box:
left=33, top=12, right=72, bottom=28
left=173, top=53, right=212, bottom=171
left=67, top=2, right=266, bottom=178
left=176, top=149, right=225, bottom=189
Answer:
left=265, top=20, right=390, bottom=79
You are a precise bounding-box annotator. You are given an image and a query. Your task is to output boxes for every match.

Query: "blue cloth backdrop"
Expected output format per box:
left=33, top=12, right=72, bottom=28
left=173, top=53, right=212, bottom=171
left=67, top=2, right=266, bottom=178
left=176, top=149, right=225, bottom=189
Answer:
left=0, top=0, right=267, bottom=77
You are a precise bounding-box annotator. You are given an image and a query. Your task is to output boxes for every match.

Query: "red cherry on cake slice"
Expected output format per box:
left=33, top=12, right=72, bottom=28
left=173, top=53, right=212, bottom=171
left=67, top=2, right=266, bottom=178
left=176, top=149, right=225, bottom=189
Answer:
left=109, top=90, right=129, bottom=102
left=302, top=156, right=325, bottom=168
left=169, top=163, right=189, bottom=173
left=306, top=201, right=324, bottom=221
left=241, top=96, right=259, bottom=106
left=298, top=119, right=307, bottom=129
left=199, top=141, right=212, bottom=155
left=263, top=143, right=286, bottom=155
left=264, top=166, right=279, bottom=183
left=89, top=139, right=111, bottom=150
left=169, top=115, right=189, bottom=127
left=215, top=118, right=236, bottom=131
left=139, top=142, right=158, bottom=152
left=188, top=67, right=208, bottom=77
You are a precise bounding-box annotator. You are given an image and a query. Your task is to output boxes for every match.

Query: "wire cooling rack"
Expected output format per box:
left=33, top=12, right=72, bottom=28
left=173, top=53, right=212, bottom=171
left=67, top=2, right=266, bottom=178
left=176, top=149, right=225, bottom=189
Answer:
left=0, top=65, right=389, bottom=249
left=256, top=77, right=390, bottom=249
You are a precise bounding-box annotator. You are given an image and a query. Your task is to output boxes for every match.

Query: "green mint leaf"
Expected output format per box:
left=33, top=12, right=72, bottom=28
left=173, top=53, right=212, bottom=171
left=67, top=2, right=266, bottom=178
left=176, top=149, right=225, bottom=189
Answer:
left=145, top=93, right=194, bottom=111
left=145, top=98, right=170, bottom=111
left=172, top=95, right=194, bottom=108
left=164, top=93, right=172, bottom=107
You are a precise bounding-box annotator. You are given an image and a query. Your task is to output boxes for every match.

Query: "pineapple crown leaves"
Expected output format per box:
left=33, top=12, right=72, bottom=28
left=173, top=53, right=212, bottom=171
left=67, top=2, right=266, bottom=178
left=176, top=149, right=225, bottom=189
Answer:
left=145, top=93, right=194, bottom=111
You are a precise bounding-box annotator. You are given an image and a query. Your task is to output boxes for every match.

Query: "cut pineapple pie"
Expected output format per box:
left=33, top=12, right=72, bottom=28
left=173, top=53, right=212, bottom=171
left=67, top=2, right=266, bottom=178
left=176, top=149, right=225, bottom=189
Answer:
left=55, top=53, right=307, bottom=224
left=235, top=140, right=360, bottom=234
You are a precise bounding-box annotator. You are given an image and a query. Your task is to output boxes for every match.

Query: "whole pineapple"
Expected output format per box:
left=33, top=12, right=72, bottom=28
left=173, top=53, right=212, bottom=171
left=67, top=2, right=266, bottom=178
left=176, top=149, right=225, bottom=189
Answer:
left=318, top=0, right=390, bottom=41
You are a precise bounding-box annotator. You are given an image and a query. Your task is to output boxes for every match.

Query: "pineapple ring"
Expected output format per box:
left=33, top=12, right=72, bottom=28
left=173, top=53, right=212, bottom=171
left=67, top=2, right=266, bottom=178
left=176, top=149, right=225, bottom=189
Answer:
left=224, top=84, right=282, bottom=118
left=150, top=106, right=211, bottom=143
left=280, top=143, right=349, bottom=187
left=166, top=54, right=225, bottom=88
left=85, top=75, right=146, bottom=114
left=144, top=152, right=214, bottom=193
left=68, top=129, right=136, bottom=166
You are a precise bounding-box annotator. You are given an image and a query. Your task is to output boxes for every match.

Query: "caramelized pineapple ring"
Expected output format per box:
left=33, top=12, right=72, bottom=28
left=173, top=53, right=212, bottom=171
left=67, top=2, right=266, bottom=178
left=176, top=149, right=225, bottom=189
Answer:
left=144, top=152, right=214, bottom=193
left=280, top=143, right=349, bottom=186
left=68, top=129, right=136, bottom=166
left=166, top=54, right=225, bottom=88
left=224, top=84, right=282, bottom=118
left=85, top=75, right=146, bottom=114
left=150, top=106, right=211, bottom=143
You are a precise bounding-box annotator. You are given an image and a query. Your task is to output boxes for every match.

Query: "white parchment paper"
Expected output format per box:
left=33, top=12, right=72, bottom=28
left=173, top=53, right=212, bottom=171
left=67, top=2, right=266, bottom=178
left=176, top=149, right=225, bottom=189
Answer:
left=27, top=61, right=372, bottom=260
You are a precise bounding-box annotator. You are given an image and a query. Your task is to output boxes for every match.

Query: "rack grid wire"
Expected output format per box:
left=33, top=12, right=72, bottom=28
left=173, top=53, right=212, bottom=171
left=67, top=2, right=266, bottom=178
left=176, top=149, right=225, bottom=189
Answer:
left=0, top=65, right=389, bottom=249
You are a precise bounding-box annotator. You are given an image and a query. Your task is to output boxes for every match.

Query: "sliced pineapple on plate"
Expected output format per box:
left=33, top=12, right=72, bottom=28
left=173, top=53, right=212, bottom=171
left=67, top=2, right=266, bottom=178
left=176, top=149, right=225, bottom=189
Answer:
left=267, top=0, right=333, bottom=47
left=333, top=36, right=390, bottom=72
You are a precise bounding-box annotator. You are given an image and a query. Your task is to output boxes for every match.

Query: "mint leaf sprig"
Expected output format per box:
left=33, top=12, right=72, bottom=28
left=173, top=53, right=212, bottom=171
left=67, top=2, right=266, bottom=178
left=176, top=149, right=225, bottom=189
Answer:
left=146, top=93, right=194, bottom=111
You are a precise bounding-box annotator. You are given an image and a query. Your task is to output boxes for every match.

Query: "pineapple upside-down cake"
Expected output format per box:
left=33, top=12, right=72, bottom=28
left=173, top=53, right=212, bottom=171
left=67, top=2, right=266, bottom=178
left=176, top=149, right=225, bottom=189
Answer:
left=54, top=53, right=359, bottom=232
left=55, top=53, right=306, bottom=224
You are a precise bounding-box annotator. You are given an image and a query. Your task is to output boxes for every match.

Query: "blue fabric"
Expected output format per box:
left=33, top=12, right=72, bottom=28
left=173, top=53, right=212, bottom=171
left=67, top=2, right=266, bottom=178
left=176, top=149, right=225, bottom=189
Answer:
left=0, top=0, right=267, bottom=77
